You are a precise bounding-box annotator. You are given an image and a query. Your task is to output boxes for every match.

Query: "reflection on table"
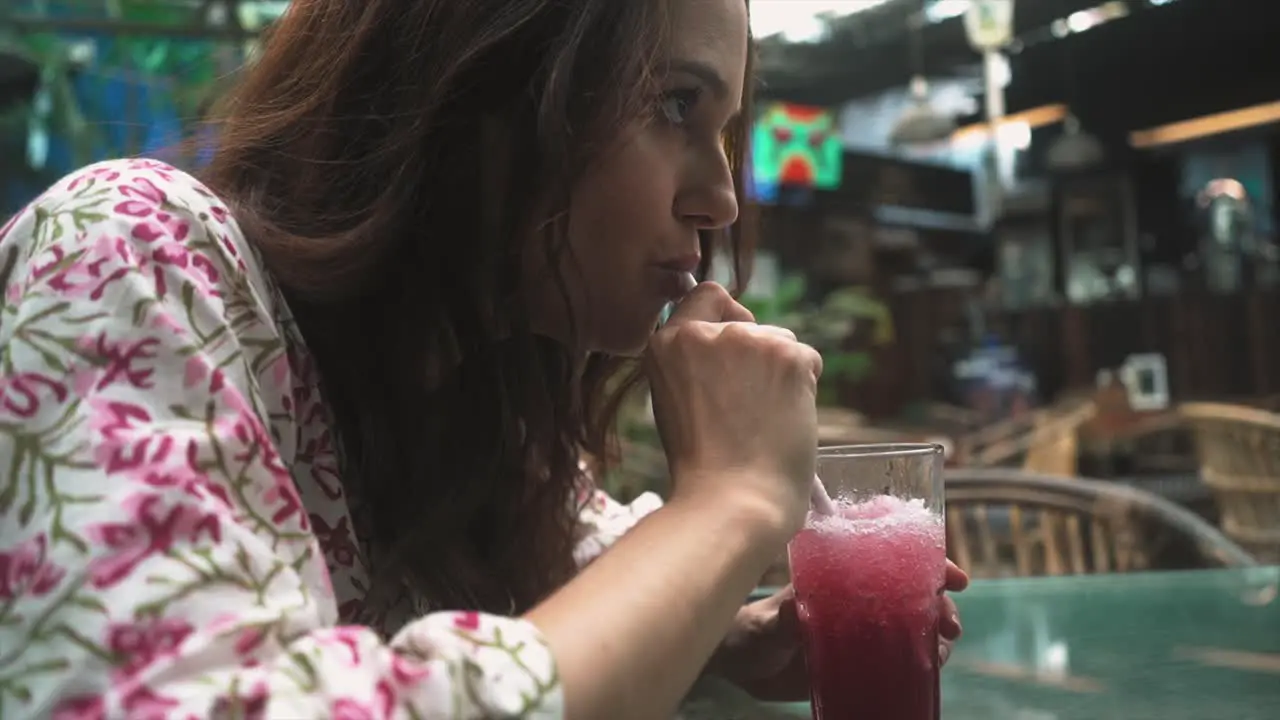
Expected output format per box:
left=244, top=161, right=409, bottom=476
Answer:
left=761, top=567, right=1280, bottom=719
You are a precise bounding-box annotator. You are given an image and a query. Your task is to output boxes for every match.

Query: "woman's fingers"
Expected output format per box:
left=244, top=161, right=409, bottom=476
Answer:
left=938, top=594, right=962, bottom=640
left=940, top=637, right=956, bottom=667
left=944, top=559, right=970, bottom=592
left=664, top=282, right=754, bottom=325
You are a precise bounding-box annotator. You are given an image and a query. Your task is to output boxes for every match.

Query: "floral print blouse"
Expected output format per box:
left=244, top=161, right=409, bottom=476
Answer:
left=0, top=159, right=664, bottom=719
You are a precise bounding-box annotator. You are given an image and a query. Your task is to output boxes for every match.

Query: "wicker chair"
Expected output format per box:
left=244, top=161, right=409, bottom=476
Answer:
left=945, top=469, right=1256, bottom=579
left=1119, top=411, right=1199, bottom=476
left=956, top=398, right=1096, bottom=476
left=1180, top=402, right=1280, bottom=563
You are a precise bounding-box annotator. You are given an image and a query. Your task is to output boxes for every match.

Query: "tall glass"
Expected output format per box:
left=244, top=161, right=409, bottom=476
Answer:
left=788, top=444, right=947, bottom=720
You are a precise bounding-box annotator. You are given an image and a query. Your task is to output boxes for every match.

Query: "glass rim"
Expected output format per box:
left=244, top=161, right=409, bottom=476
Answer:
left=817, top=442, right=944, bottom=460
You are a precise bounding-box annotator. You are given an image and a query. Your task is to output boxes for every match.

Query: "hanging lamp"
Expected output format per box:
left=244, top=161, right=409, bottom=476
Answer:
left=890, top=75, right=956, bottom=146
left=1045, top=0, right=1104, bottom=172
left=890, top=3, right=955, bottom=147
left=1046, top=113, right=1105, bottom=171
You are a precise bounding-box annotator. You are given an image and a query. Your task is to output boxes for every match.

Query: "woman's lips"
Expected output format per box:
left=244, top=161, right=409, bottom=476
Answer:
left=656, top=268, right=697, bottom=302
left=657, top=254, right=701, bottom=275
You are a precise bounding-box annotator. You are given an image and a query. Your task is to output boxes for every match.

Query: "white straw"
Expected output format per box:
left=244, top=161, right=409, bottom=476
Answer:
left=810, top=474, right=838, bottom=516
left=677, top=271, right=698, bottom=295
left=658, top=272, right=698, bottom=325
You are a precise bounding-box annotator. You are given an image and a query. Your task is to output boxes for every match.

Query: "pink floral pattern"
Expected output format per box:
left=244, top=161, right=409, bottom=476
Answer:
left=0, top=159, right=662, bottom=718
left=574, top=476, right=664, bottom=568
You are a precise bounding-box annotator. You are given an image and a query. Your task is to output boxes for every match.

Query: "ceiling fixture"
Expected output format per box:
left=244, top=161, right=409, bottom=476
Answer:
left=890, top=75, right=957, bottom=146
left=1045, top=113, right=1105, bottom=171
left=890, top=2, right=956, bottom=148
left=1043, top=0, right=1105, bottom=173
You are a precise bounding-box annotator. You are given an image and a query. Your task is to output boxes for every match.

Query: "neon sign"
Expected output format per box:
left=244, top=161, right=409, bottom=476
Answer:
left=751, top=102, right=842, bottom=203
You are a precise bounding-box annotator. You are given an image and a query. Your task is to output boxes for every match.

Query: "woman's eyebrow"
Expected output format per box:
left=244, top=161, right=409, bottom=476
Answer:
left=668, top=59, right=729, bottom=101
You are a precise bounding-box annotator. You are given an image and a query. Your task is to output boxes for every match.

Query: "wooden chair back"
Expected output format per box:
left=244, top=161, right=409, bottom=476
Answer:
left=1180, top=402, right=1280, bottom=562
left=945, top=469, right=1255, bottom=579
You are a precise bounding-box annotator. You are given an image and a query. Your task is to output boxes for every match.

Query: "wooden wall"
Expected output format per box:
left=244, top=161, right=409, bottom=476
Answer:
left=882, top=291, right=1280, bottom=414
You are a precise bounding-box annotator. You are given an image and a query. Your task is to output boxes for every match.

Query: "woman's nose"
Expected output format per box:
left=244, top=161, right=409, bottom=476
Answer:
left=676, top=151, right=739, bottom=230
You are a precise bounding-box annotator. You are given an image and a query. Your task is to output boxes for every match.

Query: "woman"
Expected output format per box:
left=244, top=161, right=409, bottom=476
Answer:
left=0, top=0, right=965, bottom=717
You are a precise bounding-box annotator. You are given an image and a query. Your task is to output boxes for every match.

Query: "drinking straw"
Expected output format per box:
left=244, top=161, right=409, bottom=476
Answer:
left=809, top=475, right=838, bottom=516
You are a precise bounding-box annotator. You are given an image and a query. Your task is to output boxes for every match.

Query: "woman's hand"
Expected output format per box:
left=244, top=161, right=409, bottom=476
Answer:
left=709, top=560, right=971, bottom=701
left=646, top=282, right=823, bottom=540
left=527, top=282, right=823, bottom=719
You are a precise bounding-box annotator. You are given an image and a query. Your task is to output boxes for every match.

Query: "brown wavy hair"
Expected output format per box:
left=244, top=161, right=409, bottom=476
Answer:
left=202, top=0, right=755, bottom=615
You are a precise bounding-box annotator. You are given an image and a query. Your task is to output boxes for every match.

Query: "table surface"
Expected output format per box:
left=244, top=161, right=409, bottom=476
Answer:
left=729, top=567, right=1280, bottom=719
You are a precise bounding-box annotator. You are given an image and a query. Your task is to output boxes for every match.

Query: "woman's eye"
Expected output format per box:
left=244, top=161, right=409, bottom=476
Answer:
left=659, top=88, right=701, bottom=125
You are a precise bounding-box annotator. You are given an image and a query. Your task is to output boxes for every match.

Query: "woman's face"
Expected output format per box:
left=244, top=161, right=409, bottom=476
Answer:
left=525, top=0, right=748, bottom=356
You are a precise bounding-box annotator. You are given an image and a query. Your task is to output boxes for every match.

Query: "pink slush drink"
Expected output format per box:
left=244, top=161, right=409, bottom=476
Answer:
left=789, top=495, right=947, bottom=720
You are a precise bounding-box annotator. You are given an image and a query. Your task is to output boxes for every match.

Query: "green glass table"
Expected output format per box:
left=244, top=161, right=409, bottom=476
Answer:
left=685, top=567, right=1280, bottom=719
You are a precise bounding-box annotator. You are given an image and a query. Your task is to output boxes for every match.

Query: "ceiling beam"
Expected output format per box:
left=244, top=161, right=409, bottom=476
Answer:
left=756, top=0, right=1184, bottom=105
left=1006, top=0, right=1280, bottom=134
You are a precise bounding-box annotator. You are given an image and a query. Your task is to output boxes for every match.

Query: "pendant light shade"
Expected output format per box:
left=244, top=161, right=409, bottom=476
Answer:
left=1046, top=114, right=1105, bottom=172
left=890, top=76, right=956, bottom=147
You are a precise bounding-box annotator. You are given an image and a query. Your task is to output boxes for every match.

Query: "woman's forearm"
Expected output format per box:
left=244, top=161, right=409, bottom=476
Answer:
left=525, top=488, right=786, bottom=719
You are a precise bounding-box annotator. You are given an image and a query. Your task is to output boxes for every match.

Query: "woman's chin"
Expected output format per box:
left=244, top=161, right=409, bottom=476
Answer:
left=583, top=317, right=661, bottom=358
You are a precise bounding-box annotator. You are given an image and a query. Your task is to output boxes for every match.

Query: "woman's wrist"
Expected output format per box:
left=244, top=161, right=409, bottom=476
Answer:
left=665, top=472, right=800, bottom=553
left=526, top=475, right=792, bottom=718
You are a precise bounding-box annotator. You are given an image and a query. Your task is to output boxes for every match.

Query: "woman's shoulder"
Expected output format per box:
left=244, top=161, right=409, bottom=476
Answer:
left=0, top=157, right=306, bottom=409
left=1, top=158, right=293, bottom=336
left=33, top=157, right=221, bottom=205
left=17, top=157, right=223, bottom=213
left=1, top=156, right=333, bottom=493
left=2, top=158, right=259, bottom=279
